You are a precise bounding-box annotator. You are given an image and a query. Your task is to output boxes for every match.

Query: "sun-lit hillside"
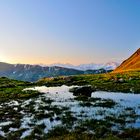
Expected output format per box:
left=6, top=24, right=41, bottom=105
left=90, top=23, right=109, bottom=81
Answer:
left=114, top=48, right=140, bottom=72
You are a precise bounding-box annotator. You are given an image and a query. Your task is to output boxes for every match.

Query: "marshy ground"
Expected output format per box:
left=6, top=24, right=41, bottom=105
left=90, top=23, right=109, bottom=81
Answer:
left=38, top=71, right=140, bottom=93
left=1, top=85, right=140, bottom=140
left=1, top=72, right=140, bottom=140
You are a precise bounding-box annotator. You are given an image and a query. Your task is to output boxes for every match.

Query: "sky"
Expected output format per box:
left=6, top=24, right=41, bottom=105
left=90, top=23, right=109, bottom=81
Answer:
left=0, top=0, right=140, bottom=65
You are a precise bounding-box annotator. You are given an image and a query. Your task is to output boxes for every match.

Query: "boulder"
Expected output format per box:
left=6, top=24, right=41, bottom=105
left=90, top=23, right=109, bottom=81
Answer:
left=69, top=86, right=94, bottom=97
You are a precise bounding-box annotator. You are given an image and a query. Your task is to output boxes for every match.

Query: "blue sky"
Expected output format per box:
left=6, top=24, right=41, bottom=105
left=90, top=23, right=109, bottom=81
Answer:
left=0, top=0, right=140, bottom=64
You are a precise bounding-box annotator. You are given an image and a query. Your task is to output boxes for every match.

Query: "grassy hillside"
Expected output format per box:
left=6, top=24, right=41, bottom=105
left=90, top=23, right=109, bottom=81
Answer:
left=114, top=48, right=140, bottom=72
left=37, top=71, right=140, bottom=93
left=0, top=77, right=41, bottom=100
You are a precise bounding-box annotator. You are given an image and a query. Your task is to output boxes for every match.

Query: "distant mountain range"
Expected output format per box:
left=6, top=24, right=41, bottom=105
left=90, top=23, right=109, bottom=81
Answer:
left=114, top=48, right=140, bottom=72
left=46, top=62, right=119, bottom=71
left=2, top=47, right=140, bottom=82
left=0, top=62, right=119, bottom=82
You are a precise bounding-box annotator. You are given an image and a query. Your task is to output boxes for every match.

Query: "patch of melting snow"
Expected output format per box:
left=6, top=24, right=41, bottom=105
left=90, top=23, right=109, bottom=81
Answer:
left=34, top=105, right=39, bottom=112
left=52, top=100, right=77, bottom=107
left=8, top=100, right=19, bottom=106
left=25, top=86, right=140, bottom=122
left=20, top=129, right=33, bottom=139
left=92, top=91, right=140, bottom=107
left=21, top=99, right=32, bottom=108
left=20, top=115, right=34, bottom=129
left=0, top=130, right=5, bottom=137
left=9, top=127, right=18, bottom=132
left=25, top=85, right=75, bottom=101
left=13, top=107, right=18, bottom=111
left=36, top=118, right=62, bottom=133
left=13, top=71, right=16, bottom=74
left=20, top=111, right=25, bottom=115
left=0, top=121, right=12, bottom=126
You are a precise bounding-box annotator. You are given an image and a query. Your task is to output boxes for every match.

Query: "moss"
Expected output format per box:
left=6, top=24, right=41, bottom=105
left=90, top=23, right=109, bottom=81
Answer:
left=47, top=131, right=122, bottom=140
left=47, top=132, right=95, bottom=140
left=47, top=126, right=69, bottom=138
left=2, top=125, right=10, bottom=133
left=61, top=111, right=77, bottom=126
left=119, top=128, right=140, bottom=140
left=93, top=99, right=117, bottom=108
left=74, top=96, right=89, bottom=102
left=41, top=97, right=53, bottom=104
left=76, top=119, right=112, bottom=134
left=0, top=87, right=43, bottom=100
left=79, top=102, right=93, bottom=107
left=23, top=126, right=47, bottom=140
left=0, top=77, right=43, bottom=100
left=6, top=128, right=27, bottom=140
left=35, top=111, right=54, bottom=120
left=0, top=135, right=5, bottom=140
left=9, top=119, right=21, bottom=128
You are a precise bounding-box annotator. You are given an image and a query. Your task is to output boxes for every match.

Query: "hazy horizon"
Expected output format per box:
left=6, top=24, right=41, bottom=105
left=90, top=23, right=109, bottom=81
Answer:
left=0, top=0, right=140, bottom=65
left=0, top=61, right=121, bottom=66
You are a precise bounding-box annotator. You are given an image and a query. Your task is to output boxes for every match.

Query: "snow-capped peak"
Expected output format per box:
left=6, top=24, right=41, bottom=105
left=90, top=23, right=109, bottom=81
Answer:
left=43, top=62, right=120, bottom=71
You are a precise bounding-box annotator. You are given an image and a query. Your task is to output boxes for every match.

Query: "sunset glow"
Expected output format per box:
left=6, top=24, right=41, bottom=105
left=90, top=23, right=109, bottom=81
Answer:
left=0, top=0, right=140, bottom=65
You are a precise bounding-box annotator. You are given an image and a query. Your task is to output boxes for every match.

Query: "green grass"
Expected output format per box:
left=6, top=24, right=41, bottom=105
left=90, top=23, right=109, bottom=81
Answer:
left=37, top=71, right=140, bottom=93
left=46, top=126, right=140, bottom=140
left=0, top=77, right=41, bottom=100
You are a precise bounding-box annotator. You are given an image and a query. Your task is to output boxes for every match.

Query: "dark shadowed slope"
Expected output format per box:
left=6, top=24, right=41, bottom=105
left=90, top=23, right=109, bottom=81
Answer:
left=0, top=62, right=107, bottom=82
left=0, top=62, right=14, bottom=71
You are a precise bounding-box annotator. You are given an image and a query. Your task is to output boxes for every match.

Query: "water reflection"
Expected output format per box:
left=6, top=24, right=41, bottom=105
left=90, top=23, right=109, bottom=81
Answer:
left=1, top=85, right=140, bottom=138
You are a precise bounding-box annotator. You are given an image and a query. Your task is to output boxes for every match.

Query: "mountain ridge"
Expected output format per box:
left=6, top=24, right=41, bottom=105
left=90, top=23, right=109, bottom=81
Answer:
left=46, top=62, right=120, bottom=71
left=0, top=62, right=111, bottom=82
